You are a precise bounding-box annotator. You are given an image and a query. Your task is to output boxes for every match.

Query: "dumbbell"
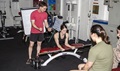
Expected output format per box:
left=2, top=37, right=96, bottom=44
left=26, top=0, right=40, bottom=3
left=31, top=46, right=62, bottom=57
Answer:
left=31, top=57, right=41, bottom=69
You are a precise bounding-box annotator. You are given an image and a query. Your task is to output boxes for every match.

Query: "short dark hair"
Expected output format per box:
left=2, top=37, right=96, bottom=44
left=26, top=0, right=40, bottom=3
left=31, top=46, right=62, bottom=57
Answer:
left=38, top=1, right=47, bottom=7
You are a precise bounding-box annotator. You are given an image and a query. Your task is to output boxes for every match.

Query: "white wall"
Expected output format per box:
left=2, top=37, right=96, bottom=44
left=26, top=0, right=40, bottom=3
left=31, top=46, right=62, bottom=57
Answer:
left=78, top=0, right=91, bottom=41
left=62, top=0, right=68, bottom=20
left=109, top=1, right=120, bottom=26
left=107, top=1, right=120, bottom=47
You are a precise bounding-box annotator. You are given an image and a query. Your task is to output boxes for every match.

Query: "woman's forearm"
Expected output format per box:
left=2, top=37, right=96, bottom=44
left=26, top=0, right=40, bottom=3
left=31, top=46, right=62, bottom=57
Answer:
left=57, top=44, right=64, bottom=49
left=65, top=43, right=74, bottom=49
left=65, top=43, right=72, bottom=47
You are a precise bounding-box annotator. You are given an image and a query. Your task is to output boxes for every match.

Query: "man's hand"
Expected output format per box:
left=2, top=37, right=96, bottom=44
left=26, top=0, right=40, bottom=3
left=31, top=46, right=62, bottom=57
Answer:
left=39, top=28, right=42, bottom=32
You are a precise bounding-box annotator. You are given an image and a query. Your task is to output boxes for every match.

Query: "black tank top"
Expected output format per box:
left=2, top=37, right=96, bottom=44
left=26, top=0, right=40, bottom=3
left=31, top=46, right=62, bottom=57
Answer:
left=58, top=32, right=66, bottom=46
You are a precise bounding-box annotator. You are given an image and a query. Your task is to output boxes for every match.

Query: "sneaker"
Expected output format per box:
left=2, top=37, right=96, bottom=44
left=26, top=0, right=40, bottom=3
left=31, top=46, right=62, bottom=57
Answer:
left=26, top=59, right=32, bottom=64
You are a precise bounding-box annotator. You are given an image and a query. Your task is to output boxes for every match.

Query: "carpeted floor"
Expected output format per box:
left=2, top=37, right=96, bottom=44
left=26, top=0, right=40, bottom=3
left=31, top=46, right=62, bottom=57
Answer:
left=0, top=27, right=90, bottom=71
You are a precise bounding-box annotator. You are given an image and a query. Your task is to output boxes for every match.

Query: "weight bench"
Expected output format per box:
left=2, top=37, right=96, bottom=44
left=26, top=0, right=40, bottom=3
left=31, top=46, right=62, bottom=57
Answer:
left=39, top=43, right=91, bottom=66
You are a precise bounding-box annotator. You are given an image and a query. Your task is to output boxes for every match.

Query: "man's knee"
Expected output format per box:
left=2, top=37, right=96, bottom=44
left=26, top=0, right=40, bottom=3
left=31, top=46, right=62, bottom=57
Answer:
left=37, top=41, right=42, bottom=45
left=29, top=44, right=34, bottom=48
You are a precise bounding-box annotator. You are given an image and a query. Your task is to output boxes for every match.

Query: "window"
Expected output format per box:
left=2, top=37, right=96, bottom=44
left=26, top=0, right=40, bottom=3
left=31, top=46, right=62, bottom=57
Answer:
left=92, top=5, right=99, bottom=14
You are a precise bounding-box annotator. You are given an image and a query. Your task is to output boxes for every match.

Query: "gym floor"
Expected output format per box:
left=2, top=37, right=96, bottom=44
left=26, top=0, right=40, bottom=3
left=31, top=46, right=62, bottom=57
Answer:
left=0, top=27, right=90, bottom=71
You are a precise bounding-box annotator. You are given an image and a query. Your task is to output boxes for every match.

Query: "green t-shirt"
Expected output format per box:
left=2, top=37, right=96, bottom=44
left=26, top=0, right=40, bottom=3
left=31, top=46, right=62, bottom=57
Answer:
left=88, top=41, right=113, bottom=71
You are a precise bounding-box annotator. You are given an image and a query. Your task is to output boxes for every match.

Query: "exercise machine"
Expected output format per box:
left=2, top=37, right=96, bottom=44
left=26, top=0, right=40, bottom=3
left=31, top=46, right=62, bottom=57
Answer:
left=0, top=10, right=14, bottom=40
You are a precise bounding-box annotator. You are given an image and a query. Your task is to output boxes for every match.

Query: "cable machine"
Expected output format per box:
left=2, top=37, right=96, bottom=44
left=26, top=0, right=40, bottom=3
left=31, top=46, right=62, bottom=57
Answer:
left=0, top=1, right=14, bottom=40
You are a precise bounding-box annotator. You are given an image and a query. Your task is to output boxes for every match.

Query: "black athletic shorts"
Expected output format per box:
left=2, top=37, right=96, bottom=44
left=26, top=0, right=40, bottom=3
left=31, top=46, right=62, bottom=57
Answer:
left=29, top=33, right=44, bottom=42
